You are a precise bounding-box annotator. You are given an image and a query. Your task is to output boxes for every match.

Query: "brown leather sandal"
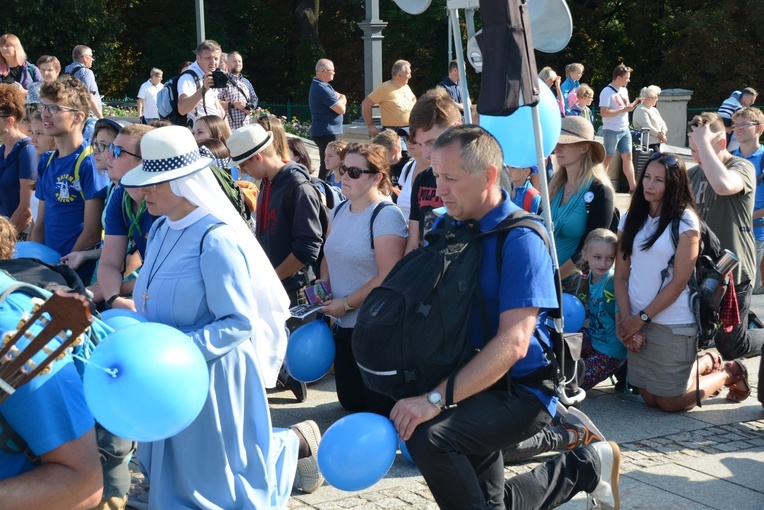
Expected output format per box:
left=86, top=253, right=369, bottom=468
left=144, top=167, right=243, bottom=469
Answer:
left=724, top=360, right=751, bottom=402
left=700, top=351, right=723, bottom=375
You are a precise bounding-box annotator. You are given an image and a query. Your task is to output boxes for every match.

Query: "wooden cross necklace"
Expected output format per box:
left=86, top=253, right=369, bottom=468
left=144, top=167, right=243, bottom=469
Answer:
left=141, top=226, right=189, bottom=312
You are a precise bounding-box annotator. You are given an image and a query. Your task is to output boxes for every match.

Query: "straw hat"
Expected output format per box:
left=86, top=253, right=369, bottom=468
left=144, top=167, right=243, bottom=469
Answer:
left=120, top=126, right=212, bottom=188
left=227, top=124, right=274, bottom=164
left=557, top=116, right=606, bottom=164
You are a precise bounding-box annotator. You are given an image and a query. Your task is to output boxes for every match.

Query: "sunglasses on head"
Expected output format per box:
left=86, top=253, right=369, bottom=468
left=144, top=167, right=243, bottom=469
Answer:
left=647, top=152, right=679, bottom=172
left=339, top=163, right=376, bottom=179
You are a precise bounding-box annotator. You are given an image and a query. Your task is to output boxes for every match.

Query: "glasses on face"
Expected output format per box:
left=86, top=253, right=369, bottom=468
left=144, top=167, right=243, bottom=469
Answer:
left=108, top=143, right=141, bottom=160
left=339, top=163, right=377, bottom=179
left=38, top=103, right=81, bottom=115
left=83, top=54, right=94, bottom=60
left=91, top=141, right=110, bottom=153
left=647, top=152, right=679, bottom=173
left=733, top=121, right=760, bottom=130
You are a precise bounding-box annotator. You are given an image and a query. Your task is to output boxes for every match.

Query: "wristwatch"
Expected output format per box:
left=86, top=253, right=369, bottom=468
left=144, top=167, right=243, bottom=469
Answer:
left=639, top=310, right=651, bottom=323
left=427, top=390, right=445, bottom=411
left=342, top=296, right=355, bottom=312
left=106, top=294, right=122, bottom=308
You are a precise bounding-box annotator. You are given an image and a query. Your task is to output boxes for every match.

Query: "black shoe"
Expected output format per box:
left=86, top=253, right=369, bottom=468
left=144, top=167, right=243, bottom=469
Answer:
left=278, top=367, right=308, bottom=402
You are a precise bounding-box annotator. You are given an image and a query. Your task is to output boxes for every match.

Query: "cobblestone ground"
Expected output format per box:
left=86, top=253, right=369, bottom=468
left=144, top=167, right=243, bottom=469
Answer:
left=283, top=419, right=764, bottom=509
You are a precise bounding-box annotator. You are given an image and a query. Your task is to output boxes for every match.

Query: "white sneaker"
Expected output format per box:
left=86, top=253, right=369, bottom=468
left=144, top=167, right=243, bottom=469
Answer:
left=291, top=420, right=324, bottom=494
left=588, top=441, right=621, bottom=510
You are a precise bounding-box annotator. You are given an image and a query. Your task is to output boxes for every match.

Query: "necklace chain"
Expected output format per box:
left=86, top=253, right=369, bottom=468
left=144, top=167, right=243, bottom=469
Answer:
left=141, top=226, right=188, bottom=312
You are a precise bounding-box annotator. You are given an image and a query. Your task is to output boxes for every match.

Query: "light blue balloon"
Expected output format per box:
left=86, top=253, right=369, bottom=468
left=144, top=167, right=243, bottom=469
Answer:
left=318, top=413, right=398, bottom=491
left=562, top=293, right=586, bottom=333
left=83, top=322, right=209, bottom=442
left=13, top=241, right=62, bottom=265
left=99, top=308, right=148, bottom=330
left=480, top=78, right=563, bottom=168
left=286, top=320, right=335, bottom=383
left=399, top=439, right=414, bottom=464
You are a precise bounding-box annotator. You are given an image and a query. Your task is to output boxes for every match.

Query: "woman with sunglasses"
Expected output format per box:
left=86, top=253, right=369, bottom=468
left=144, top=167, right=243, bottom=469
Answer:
left=0, top=84, right=37, bottom=237
left=318, top=143, right=407, bottom=415
left=615, top=153, right=748, bottom=411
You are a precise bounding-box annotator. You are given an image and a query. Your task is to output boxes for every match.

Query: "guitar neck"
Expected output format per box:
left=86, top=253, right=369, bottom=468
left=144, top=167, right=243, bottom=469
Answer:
left=0, top=291, right=92, bottom=404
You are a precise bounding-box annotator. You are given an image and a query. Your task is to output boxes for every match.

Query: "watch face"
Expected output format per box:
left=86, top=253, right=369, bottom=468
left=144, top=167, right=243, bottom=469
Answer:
left=640, top=313, right=649, bottom=321
left=428, top=391, right=441, bottom=405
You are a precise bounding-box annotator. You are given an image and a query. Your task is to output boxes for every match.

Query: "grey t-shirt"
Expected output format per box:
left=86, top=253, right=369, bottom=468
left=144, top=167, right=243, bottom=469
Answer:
left=324, top=199, right=408, bottom=328
left=688, top=155, right=756, bottom=284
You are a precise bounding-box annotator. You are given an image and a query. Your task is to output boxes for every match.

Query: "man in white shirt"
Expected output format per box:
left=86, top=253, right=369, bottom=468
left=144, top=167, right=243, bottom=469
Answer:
left=136, top=68, right=164, bottom=124
left=599, top=63, right=642, bottom=191
left=177, top=40, right=226, bottom=123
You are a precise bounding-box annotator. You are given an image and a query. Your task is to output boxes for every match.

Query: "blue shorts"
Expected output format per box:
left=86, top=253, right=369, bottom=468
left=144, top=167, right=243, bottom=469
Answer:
left=602, top=129, right=632, bottom=156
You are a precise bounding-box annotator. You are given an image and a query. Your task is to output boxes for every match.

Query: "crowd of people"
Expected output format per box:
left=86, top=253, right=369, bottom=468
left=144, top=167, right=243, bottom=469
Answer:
left=0, top=31, right=762, bottom=510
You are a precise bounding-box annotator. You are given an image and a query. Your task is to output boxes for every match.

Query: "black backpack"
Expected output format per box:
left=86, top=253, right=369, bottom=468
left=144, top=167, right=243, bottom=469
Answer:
left=156, top=69, right=199, bottom=127
left=351, top=210, right=552, bottom=401
left=664, top=215, right=731, bottom=346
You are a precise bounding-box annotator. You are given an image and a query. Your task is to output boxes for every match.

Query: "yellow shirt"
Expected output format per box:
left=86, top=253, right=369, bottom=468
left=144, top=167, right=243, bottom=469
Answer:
left=368, top=81, right=416, bottom=127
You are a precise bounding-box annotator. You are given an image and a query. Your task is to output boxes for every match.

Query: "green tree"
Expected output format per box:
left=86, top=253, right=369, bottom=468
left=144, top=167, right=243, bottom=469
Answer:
left=4, top=0, right=125, bottom=96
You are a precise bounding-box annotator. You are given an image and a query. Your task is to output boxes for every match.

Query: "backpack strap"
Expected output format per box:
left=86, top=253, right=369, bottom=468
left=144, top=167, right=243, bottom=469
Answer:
left=522, top=185, right=539, bottom=213
left=369, top=201, right=395, bottom=250
left=45, top=146, right=92, bottom=201
left=199, top=222, right=226, bottom=255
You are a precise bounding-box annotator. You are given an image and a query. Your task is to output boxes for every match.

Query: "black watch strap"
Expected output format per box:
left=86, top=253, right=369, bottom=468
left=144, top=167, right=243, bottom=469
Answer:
left=445, top=373, right=458, bottom=409
left=106, top=294, right=121, bottom=307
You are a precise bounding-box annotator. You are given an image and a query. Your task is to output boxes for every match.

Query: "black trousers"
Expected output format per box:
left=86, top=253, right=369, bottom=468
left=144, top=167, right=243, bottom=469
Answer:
left=313, top=134, right=339, bottom=181
left=332, top=326, right=396, bottom=417
left=405, top=386, right=600, bottom=509
left=715, top=281, right=764, bottom=360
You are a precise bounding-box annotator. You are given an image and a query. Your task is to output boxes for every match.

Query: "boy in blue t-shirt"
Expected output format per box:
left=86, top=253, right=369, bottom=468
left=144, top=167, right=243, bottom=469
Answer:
left=731, top=107, right=764, bottom=293
left=507, top=164, right=541, bottom=214
left=29, top=76, right=108, bottom=284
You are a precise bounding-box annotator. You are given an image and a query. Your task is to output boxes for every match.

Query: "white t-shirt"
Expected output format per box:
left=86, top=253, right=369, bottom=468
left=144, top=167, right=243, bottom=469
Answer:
left=396, top=159, right=417, bottom=222
left=618, top=209, right=700, bottom=324
left=178, top=61, right=223, bottom=122
left=599, top=84, right=630, bottom=132
left=137, top=80, right=164, bottom=119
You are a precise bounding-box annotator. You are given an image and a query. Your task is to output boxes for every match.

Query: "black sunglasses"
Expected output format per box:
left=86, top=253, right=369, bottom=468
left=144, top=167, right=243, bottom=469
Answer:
left=339, top=163, right=377, bottom=179
left=647, top=152, right=679, bottom=172
left=108, top=143, right=141, bottom=160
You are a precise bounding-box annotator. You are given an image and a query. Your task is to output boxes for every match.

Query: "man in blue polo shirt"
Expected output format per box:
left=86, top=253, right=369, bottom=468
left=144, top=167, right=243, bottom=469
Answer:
left=390, top=125, right=622, bottom=510
left=309, top=58, right=346, bottom=180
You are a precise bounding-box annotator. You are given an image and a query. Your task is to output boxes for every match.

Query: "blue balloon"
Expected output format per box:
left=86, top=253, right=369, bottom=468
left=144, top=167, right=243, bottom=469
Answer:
left=286, top=320, right=335, bottom=382
left=83, top=322, right=209, bottom=442
left=99, top=308, right=147, bottom=330
left=399, top=439, right=414, bottom=464
left=318, top=413, right=398, bottom=491
left=480, top=78, right=563, bottom=168
left=13, top=241, right=62, bottom=265
left=562, top=293, right=586, bottom=333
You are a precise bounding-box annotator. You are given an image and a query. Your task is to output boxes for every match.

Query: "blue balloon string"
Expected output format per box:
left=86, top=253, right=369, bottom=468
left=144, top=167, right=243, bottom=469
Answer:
left=73, top=354, right=119, bottom=378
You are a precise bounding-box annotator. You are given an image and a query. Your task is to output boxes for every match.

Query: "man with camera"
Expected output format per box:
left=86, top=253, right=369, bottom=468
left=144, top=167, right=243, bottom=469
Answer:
left=687, top=112, right=763, bottom=363
left=219, top=51, right=258, bottom=131
left=177, top=40, right=226, bottom=123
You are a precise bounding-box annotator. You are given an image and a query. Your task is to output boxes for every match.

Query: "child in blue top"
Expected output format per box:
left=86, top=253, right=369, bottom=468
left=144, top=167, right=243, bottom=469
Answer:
left=576, top=228, right=626, bottom=389
left=508, top=164, right=541, bottom=214
left=560, top=63, right=584, bottom=116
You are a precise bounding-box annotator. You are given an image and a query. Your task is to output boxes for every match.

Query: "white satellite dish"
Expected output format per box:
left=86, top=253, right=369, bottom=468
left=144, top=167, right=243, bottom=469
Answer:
left=528, top=0, right=573, bottom=53
left=393, top=0, right=432, bottom=15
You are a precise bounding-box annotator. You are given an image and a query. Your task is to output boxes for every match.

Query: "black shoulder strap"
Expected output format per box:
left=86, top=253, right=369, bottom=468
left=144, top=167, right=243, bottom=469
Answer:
left=369, top=201, right=395, bottom=250
left=488, top=210, right=552, bottom=273
left=606, top=84, right=619, bottom=94
left=199, top=222, right=226, bottom=255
